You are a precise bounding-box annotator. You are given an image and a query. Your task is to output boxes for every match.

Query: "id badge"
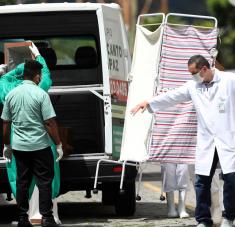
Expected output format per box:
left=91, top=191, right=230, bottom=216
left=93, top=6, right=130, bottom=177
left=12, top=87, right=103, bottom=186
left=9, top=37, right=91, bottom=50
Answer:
left=218, top=98, right=226, bottom=113
left=219, top=103, right=225, bottom=113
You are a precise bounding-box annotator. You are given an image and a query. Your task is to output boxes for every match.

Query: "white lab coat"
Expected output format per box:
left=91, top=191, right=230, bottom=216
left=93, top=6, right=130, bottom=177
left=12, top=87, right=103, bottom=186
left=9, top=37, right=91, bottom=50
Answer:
left=148, top=69, right=235, bottom=176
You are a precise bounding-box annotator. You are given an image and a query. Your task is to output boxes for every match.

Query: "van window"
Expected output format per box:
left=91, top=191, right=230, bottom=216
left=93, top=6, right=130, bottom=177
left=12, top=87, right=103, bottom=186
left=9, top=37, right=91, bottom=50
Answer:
left=36, top=36, right=97, bottom=66
left=0, top=11, right=102, bottom=85
left=0, top=36, right=101, bottom=85
left=0, top=36, right=98, bottom=67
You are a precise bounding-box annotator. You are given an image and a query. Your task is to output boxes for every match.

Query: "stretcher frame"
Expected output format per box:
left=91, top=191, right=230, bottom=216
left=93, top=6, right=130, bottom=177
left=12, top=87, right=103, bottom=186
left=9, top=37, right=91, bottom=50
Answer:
left=95, top=13, right=218, bottom=200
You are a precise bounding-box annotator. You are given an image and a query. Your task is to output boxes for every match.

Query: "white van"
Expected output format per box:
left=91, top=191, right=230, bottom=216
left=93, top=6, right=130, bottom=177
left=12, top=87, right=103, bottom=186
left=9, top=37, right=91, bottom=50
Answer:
left=0, top=3, right=137, bottom=216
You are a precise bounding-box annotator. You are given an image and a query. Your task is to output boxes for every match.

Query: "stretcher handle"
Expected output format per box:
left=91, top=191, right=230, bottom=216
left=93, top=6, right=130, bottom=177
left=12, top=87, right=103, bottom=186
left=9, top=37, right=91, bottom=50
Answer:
left=166, top=13, right=218, bottom=28
left=137, top=13, right=165, bottom=26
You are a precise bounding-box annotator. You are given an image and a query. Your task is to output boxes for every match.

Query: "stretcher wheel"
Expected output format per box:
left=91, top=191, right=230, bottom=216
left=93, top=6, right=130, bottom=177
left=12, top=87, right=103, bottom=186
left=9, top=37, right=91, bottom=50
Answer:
left=93, top=189, right=98, bottom=194
left=160, top=194, right=166, bottom=201
left=136, top=194, right=141, bottom=201
left=119, top=189, right=125, bottom=195
left=85, top=190, right=92, bottom=198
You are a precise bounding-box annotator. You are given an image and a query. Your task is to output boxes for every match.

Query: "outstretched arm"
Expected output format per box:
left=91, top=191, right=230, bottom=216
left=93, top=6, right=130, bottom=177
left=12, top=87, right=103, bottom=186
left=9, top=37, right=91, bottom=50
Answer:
left=131, top=83, right=191, bottom=115
left=36, top=55, right=52, bottom=92
left=29, top=42, right=52, bottom=92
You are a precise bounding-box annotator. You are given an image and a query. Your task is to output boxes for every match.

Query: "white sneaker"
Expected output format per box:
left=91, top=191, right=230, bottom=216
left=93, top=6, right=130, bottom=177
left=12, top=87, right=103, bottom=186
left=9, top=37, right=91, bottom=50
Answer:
left=221, top=218, right=234, bottom=227
left=179, top=210, right=190, bottom=218
left=197, top=224, right=206, bottom=227
left=196, top=222, right=212, bottom=227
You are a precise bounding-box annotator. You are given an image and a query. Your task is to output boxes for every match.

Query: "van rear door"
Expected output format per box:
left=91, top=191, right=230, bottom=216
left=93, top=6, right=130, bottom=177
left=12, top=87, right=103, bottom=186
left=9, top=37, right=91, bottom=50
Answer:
left=97, top=5, right=131, bottom=158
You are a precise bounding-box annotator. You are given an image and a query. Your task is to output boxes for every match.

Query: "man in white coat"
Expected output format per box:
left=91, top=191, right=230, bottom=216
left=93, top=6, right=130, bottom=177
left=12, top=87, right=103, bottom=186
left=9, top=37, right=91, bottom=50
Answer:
left=131, top=55, right=235, bottom=227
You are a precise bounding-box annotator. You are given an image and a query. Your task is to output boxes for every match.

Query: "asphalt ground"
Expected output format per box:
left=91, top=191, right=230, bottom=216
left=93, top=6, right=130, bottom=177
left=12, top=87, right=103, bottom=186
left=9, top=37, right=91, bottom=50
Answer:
left=0, top=164, right=229, bottom=227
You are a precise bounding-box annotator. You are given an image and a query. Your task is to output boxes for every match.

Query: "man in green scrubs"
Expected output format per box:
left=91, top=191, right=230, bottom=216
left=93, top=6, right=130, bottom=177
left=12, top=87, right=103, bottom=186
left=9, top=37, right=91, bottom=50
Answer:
left=1, top=60, right=63, bottom=227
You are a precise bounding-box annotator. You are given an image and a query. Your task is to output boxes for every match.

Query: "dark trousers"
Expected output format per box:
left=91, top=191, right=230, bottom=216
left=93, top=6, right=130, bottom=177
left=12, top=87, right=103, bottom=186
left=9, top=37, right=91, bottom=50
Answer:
left=13, top=147, right=54, bottom=218
left=195, top=149, right=235, bottom=224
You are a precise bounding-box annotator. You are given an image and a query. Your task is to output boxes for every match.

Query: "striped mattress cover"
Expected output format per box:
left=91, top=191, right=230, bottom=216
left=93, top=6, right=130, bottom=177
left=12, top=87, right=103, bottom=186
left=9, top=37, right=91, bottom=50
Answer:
left=149, top=24, right=218, bottom=164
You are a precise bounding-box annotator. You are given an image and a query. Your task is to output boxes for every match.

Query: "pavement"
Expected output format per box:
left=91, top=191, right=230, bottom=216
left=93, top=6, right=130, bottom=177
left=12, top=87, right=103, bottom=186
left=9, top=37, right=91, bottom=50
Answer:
left=0, top=163, right=228, bottom=227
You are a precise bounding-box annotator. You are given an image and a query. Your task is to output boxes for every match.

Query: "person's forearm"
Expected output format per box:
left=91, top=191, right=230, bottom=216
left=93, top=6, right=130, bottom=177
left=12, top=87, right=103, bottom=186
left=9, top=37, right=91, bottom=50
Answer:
left=37, top=55, right=52, bottom=92
left=44, top=118, right=61, bottom=145
left=148, top=85, right=191, bottom=112
left=3, top=121, right=11, bottom=145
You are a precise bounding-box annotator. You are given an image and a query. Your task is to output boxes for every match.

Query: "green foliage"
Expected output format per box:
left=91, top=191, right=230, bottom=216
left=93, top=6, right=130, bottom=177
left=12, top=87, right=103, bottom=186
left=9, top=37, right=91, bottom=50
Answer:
left=207, top=0, right=235, bottom=69
left=141, top=15, right=165, bottom=32
left=0, top=0, right=16, bottom=5
left=50, top=37, right=96, bottom=65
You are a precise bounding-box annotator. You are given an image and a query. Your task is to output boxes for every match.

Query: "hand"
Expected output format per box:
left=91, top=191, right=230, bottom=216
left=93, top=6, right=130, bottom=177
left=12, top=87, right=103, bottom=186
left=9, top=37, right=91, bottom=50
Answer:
left=0, top=64, right=7, bottom=76
left=56, top=143, right=63, bottom=162
left=29, top=42, right=40, bottom=57
left=3, top=144, right=12, bottom=163
left=130, top=101, right=149, bottom=116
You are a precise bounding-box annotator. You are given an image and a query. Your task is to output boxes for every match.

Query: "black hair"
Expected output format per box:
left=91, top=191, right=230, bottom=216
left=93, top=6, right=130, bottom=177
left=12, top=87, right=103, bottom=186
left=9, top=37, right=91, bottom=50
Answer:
left=188, top=55, right=210, bottom=69
left=24, top=60, right=43, bottom=80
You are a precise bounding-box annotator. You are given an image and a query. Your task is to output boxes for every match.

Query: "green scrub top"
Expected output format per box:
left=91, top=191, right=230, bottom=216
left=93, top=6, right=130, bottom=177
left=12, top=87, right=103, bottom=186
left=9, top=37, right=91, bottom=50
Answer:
left=1, top=80, right=56, bottom=151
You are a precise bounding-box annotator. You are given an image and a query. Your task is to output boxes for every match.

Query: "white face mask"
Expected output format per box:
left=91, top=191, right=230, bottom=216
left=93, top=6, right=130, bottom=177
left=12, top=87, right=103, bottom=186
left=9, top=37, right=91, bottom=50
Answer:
left=192, top=72, right=203, bottom=83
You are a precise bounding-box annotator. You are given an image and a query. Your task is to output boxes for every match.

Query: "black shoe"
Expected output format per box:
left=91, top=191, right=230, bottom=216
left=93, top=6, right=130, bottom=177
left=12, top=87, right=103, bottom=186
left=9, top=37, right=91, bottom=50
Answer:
left=18, top=217, right=33, bottom=227
left=41, top=217, right=59, bottom=227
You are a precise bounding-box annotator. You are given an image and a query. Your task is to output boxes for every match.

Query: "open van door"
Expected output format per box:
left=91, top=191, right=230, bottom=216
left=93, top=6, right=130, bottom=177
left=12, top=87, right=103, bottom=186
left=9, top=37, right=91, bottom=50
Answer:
left=97, top=4, right=131, bottom=158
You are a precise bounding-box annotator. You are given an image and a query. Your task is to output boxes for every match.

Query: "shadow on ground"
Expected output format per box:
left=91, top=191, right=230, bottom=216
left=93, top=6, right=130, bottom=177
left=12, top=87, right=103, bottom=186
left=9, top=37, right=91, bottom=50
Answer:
left=0, top=202, right=194, bottom=226
left=138, top=172, right=162, bottom=181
